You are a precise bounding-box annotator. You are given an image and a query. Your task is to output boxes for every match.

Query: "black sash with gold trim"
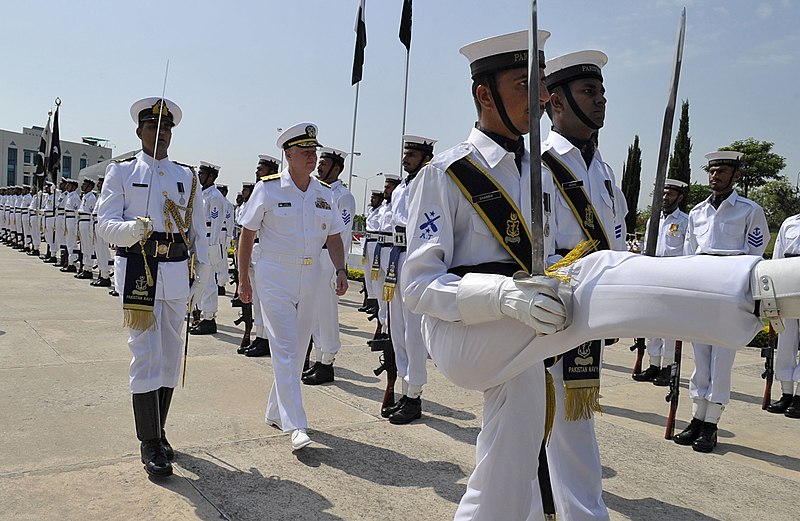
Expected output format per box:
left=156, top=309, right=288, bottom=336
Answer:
left=445, top=156, right=532, bottom=273
left=543, top=150, right=608, bottom=420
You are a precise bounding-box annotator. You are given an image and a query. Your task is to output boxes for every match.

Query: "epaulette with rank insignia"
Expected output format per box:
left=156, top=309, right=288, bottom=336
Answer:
left=259, top=174, right=282, bottom=182
left=173, top=161, right=196, bottom=174
left=318, top=180, right=331, bottom=188
left=113, top=156, right=136, bottom=163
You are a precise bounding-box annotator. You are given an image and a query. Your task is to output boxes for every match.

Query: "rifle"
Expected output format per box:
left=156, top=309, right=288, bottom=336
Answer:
left=233, top=303, right=253, bottom=349
left=664, top=340, right=683, bottom=439
left=373, top=335, right=397, bottom=414
left=630, top=337, right=646, bottom=376
left=761, top=325, right=776, bottom=410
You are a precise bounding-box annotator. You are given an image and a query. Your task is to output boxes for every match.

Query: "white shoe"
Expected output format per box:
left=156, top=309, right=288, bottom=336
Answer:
left=291, top=429, right=312, bottom=451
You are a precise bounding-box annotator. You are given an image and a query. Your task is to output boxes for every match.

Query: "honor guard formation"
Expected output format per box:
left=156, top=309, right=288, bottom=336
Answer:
left=4, top=24, right=800, bottom=521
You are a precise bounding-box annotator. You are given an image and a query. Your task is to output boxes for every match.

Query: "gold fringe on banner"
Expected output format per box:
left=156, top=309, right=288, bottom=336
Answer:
left=123, top=309, right=157, bottom=331
left=370, top=267, right=380, bottom=281
left=564, top=384, right=602, bottom=422
left=544, top=371, right=556, bottom=443
left=383, top=282, right=396, bottom=302
left=545, top=239, right=599, bottom=283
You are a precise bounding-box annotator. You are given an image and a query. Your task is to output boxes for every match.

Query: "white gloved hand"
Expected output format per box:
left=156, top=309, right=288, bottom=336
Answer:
left=189, top=262, right=211, bottom=305
left=457, top=272, right=569, bottom=334
left=133, top=216, right=152, bottom=241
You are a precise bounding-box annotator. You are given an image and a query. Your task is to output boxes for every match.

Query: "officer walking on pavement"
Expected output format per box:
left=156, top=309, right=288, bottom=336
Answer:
left=237, top=122, right=348, bottom=451
left=96, top=97, right=210, bottom=477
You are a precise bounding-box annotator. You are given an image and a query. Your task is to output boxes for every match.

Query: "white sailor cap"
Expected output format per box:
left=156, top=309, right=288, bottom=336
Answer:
left=460, top=30, right=551, bottom=79
left=664, top=178, right=687, bottom=191
left=383, top=173, right=401, bottom=182
left=370, top=189, right=384, bottom=197
left=199, top=161, right=221, bottom=174
left=129, top=97, right=182, bottom=127
left=65, top=178, right=79, bottom=185
left=217, top=183, right=228, bottom=190
left=276, top=122, right=322, bottom=150
left=403, top=135, right=437, bottom=154
left=81, top=177, right=95, bottom=185
left=544, top=50, right=608, bottom=90
left=258, top=154, right=281, bottom=167
left=319, top=147, right=348, bottom=164
left=242, top=181, right=255, bottom=189
left=705, top=150, right=742, bottom=167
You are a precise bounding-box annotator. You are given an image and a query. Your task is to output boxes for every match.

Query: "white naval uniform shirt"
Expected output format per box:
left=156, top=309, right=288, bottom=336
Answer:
left=21, top=193, right=32, bottom=213
left=365, top=204, right=381, bottom=232
left=774, top=214, right=800, bottom=260
left=78, top=191, right=97, bottom=217
left=377, top=200, right=393, bottom=234
left=237, top=170, right=346, bottom=260
left=684, top=190, right=768, bottom=257
left=96, top=151, right=209, bottom=300
left=65, top=191, right=81, bottom=215
left=329, top=179, right=356, bottom=253
left=541, top=129, right=628, bottom=263
left=646, top=208, right=689, bottom=258
left=222, top=197, right=235, bottom=246
left=404, top=127, right=532, bottom=323
left=202, top=184, right=228, bottom=248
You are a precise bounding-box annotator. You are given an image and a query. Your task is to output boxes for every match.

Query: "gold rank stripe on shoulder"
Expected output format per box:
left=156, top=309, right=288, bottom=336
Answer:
left=173, top=161, right=196, bottom=173
left=318, top=179, right=331, bottom=188
left=260, top=173, right=282, bottom=182
left=113, top=156, right=136, bottom=163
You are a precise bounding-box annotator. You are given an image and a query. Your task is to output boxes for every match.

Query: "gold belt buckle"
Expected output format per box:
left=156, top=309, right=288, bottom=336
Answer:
left=302, top=257, right=312, bottom=266
left=156, top=242, right=169, bottom=256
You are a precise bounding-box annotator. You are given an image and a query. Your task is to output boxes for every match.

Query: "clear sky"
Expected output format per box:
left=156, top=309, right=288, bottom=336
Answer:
left=3, top=0, right=798, bottom=213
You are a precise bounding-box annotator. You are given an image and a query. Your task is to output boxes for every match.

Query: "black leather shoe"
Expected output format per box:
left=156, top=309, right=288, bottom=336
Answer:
left=767, top=393, right=794, bottom=414
left=60, top=264, right=78, bottom=273
left=692, top=422, right=718, bottom=453
left=303, top=361, right=321, bottom=379
left=231, top=297, right=243, bottom=308
left=109, top=289, right=119, bottom=297
left=161, top=435, right=174, bottom=461
left=633, top=364, right=660, bottom=382
left=217, top=285, right=226, bottom=296
left=652, top=366, right=671, bottom=387
left=389, top=396, right=422, bottom=425
left=245, top=337, right=271, bottom=357
left=189, top=319, right=217, bottom=335
left=381, top=396, right=406, bottom=419
left=303, top=363, right=334, bottom=385
left=93, top=277, right=112, bottom=287
left=673, top=418, right=703, bottom=446
left=140, top=439, right=173, bottom=477
left=74, top=270, right=93, bottom=279
left=784, top=395, right=800, bottom=419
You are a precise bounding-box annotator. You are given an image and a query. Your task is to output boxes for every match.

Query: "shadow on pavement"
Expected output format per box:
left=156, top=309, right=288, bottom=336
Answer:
left=603, top=491, right=722, bottom=521
left=715, top=443, right=800, bottom=473
left=295, top=431, right=466, bottom=504
left=419, top=415, right=480, bottom=446
left=170, top=451, right=344, bottom=521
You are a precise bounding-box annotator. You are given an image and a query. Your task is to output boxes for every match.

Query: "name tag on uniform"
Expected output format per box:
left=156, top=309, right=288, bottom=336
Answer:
left=177, top=182, right=185, bottom=193
left=471, top=190, right=501, bottom=203
left=132, top=183, right=148, bottom=188
left=562, top=180, right=583, bottom=190
left=278, top=202, right=292, bottom=207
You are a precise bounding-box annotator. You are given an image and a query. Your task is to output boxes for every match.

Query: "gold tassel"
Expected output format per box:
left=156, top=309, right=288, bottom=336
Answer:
left=544, top=371, right=556, bottom=443
left=370, top=267, right=380, bottom=281
left=564, top=386, right=602, bottom=422
left=545, top=239, right=599, bottom=283
left=139, top=243, right=154, bottom=287
left=383, top=283, right=396, bottom=302
left=123, top=309, right=157, bottom=331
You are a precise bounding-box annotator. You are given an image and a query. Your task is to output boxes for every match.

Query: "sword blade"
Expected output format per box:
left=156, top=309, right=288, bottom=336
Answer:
left=644, top=8, right=686, bottom=257
left=528, top=0, right=545, bottom=275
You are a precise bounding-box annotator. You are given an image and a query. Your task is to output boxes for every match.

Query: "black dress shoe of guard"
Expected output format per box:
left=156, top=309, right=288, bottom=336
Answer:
left=189, top=319, right=217, bottom=335
left=217, top=285, right=226, bottom=296
left=140, top=439, right=173, bottom=477
left=381, top=396, right=406, bottom=419
left=60, top=264, right=77, bottom=273
left=673, top=418, right=704, bottom=446
left=633, top=365, right=660, bottom=382
left=388, top=396, right=422, bottom=425
left=93, top=277, right=111, bottom=287
left=692, top=422, right=718, bottom=453
left=652, top=366, right=672, bottom=387
left=75, top=270, right=94, bottom=279
left=303, top=363, right=334, bottom=385
left=303, top=361, right=321, bottom=379
left=785, top=395, right=800, bottom=419
left=161, top=435, right=174, bottom=461
left=767, top=393, right=794, bottom=414
left=245, top=338, right=271, bottom=357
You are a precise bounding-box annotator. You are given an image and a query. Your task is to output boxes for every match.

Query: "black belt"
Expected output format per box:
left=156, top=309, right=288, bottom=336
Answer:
left=785, top=253, right=800, bottom=258
left=378, top=241, right=393, bottom=247
left=253, top=238, right=259, bottom=244
left=448, top=262, right=520, bottom=278
left=116, top=232, right=189, bottom=262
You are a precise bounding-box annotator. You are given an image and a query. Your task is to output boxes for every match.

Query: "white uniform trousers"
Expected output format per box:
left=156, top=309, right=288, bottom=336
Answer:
left=126, top=298, right=185, bottom=393
left=646, top=337, right=677, bottom=362
left=30, top=214, right=40, bottom=250
left=546, top=358, right=609, bottom=521
left=776, top=319, right=800, bottom=383
left=200, top=243, right=224, bottom=319
left=364, top=240, right=378, bottom=299
left=55, top=215, right=65, bottom=254
left=250, top=247, right=265, bottom=338
left=689, top=343, right=737, bottom=404
left=65, top=218, right=79, bottom=264
left=312, top=252, right=342, bottom=355
left=78, top=220, right=93, bottom=267
left=455, top=362, right=546, bottom=521
left=94, top=225, right=112, bottom=278
left=44, top=216, right=55, bottom=253
left=377, top=246, right=391, bottom=325
left=260, top=260, right=321, bottom=432
left=216, top=241, right=229, bottom=287
left=388, top=250, right=428, bottom=386
left=21, top=212, right=31, bottom=246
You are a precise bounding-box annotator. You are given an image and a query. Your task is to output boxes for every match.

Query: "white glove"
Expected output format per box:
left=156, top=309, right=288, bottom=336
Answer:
left=189, top=262, right=211, bottom=305
left=457, top=272, right=569, bottom=335
left=133, top=216, right=152, bottom=241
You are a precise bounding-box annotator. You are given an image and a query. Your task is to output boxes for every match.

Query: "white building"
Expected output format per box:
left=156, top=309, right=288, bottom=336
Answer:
left=0, top=126, right=112, bottom=187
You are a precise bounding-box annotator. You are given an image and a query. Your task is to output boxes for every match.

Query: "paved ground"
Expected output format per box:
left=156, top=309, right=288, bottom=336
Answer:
left=1, top=244, right=798, bottom=521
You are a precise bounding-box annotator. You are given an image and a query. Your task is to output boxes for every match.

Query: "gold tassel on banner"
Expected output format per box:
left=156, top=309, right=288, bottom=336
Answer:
left=370, top=267, right=380, bottom=281
left=545, top=239, right=599, bottom=283
left=123, top=309, right=157, bottom=331
left=383, top=282, right=396, bottom=302
left=544, top=371, right=556, bottom=443
left=564, top=385, right=602, bottom=422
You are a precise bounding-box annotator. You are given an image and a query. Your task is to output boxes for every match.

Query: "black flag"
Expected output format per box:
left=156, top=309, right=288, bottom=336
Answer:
left=33, top=114, right=51, bottom=190
left=48, top=105, right=61, bottom=184
left=399, top=0, right=412, bottom=51
left=351, top=0, right=367, bottom=85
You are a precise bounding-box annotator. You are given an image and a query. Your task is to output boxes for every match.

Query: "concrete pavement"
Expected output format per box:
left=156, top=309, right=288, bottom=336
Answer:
left=0, top=244, right=798, bottom=521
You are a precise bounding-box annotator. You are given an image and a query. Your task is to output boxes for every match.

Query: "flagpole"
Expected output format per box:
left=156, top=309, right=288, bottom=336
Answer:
left=399, top=49, right=410, bottom=172
left=347, top=82, right=360, bottom=189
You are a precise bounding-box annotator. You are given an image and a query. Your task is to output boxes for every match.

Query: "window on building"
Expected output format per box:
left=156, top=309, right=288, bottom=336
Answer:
left=63, top=156, right=72, bottom=178
left=23, top=174, right=31, bottom=185
left=79, top=158, right=87, bottom=170
left=7, top=147, right=17, bottom=185
left=23, top=149, right=37, bottom=165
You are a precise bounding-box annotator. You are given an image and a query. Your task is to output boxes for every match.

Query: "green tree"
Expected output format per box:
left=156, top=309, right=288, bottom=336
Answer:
left=712, top=138, right=787, bottom=198
left=353, top=213, right=366, bottom=231
left=684, top=182, right=711, bottom=211
left=750, top=178, right=800, bottom=229
left=668, top=100, right=692, bottom=212
left=621, top=135, right=642, bottom=234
